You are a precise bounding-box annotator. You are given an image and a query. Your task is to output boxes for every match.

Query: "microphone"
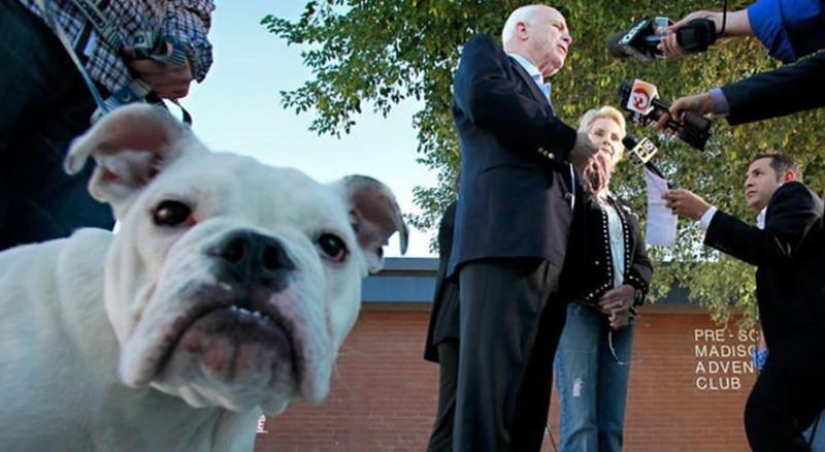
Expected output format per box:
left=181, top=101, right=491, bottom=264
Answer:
left=618, top=79, right=711, bottom=151
left=623, top=135, right=678, bottom=189
left=606, top=18, right=663, bottom=63
left=607, top=17, right=717, bottom=62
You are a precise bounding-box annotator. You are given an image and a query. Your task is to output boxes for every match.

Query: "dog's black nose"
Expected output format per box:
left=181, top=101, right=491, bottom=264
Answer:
left=211, top=231, right=295, bottom=288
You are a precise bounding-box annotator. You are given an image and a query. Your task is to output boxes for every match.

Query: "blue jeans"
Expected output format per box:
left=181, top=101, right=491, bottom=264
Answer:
left=554, top=302, right=635, bottom=452
left=806, top=411, right=825, bottom=452
left=0, top=0, right=114, bottom=250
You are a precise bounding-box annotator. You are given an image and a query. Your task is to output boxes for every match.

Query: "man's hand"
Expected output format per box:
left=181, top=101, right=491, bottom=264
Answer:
left=598, top=284, right=634, bottom=330
left=662, top=188, right=711, bottom=220
left=658, top=9, right=751, bottom=58
left=126, top=43, right=194, bottom=100
left=654, top=92, right=712, bottom=131
left=568, top=131, right=598, bottom=168
left=658, top=11, right=721, bottom=58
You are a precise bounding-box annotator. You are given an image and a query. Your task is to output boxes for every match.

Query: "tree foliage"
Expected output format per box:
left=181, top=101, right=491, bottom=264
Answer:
left=264, top=0, right=825, bottom=324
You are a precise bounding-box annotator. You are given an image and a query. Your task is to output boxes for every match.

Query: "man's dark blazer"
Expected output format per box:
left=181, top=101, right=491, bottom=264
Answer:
left=704, top=181, right=825, bottom=373
left=424, top=200, right=459, bottom=363
left=561, top=195, right=652, bottom=305
left=447, top=34, right=578, bottom=276
left=722, top=50, right=825, bottom=125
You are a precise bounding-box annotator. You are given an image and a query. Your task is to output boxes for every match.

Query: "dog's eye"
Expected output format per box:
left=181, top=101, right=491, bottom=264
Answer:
left=317, top=233, right=348, bottom=262
left=153, top=200, right=192, bottom=227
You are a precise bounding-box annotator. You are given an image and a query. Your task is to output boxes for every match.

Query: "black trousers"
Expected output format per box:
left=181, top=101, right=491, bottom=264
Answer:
left=0, top=0, right=114, bottom=251
left=453, top=258, right=567, bottom=451
left=746, top=360, right=825, bottom=451
left=428, top=339, right=459, bottom=452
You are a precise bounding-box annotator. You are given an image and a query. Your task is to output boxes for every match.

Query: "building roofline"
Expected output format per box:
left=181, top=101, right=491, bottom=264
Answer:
left=364, top=257, right=701, bottom=308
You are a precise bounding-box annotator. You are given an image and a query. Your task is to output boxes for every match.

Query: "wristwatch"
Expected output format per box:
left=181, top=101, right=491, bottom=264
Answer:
left=633, top=289, right=645, bottom=307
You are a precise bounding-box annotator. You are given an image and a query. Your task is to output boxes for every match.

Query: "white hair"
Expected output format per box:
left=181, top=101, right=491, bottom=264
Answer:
left=577, top=106, right=627, bottom=135
left=501, top=4, right=545, bottom=49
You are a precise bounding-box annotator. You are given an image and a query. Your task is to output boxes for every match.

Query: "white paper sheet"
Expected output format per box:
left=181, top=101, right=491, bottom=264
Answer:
left=644, top=167, right=677, bottom=246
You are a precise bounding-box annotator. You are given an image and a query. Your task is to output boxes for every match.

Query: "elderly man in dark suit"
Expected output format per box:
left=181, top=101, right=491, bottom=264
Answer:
left=448, top=4, right=597, bottom=451
left=664, top=152, right=825, bottom=451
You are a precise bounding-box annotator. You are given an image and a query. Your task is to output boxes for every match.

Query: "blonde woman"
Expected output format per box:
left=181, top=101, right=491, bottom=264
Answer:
left=554, top=106, right=653, bottom=451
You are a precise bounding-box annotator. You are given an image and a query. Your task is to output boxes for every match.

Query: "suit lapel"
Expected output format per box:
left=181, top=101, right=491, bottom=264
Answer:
left=508, top=56, right=553, bottom=112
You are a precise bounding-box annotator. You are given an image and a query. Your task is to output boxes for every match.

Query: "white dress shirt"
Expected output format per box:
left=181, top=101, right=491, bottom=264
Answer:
left=507, top=53, right=551, bottom=102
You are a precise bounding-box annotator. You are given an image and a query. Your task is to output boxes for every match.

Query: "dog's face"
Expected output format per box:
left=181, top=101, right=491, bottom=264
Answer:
left=65, top=105, right=407, bottom=415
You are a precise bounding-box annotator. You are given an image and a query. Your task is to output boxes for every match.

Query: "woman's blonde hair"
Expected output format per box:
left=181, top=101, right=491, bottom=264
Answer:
left=577, top=105, right=627, bottom=136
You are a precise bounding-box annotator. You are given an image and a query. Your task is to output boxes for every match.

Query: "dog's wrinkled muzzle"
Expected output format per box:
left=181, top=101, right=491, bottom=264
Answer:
left=116, top=229, right=332, bottom=412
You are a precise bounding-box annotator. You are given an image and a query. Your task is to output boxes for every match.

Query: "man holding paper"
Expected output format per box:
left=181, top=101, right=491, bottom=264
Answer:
left=663, top=152, right=825, bottom=451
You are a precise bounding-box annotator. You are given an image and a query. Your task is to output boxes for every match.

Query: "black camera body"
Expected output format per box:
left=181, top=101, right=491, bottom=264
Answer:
left=619, top=80, right=711, bottom=151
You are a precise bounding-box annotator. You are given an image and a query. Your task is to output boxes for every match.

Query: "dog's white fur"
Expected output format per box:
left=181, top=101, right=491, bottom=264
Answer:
left=0, top=105, right=407, bottom=451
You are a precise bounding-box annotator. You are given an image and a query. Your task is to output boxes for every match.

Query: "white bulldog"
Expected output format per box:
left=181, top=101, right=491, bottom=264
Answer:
left=0, top=105, right=407, bottom=451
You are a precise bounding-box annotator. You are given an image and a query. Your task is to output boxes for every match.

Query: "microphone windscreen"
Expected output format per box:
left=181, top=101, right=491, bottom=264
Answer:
left=622, top=135, right=638, bottom=150
left=606, top=31, right=629, bottom=59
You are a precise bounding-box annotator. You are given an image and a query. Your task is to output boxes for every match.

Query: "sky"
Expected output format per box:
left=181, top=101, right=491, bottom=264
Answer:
left=184, top=2, right=437, bottom=258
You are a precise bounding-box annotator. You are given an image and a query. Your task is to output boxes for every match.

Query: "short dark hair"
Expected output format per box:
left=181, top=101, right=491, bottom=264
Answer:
left=751, top=151, right=801, bottom=180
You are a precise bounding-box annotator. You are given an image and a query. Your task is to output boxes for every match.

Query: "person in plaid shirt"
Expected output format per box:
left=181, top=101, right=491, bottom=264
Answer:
left=0, top=0, right=214, bottom=250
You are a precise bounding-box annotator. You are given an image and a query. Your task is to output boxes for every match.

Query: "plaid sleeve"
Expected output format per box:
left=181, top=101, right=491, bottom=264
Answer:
left=163, top=0, right=215, bottom=82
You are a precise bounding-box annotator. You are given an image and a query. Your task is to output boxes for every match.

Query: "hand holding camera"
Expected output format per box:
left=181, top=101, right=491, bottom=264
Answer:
left=607, top=16, right=717, bottom=63
left=657, top=11, right=723, bottom=58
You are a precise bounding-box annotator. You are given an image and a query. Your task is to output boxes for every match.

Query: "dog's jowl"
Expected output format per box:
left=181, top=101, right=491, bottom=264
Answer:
left=0, top=105, right=407, bottom=451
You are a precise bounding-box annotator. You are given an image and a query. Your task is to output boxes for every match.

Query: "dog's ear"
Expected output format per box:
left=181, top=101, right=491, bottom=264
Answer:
left=333, top=175, right=408, bottom=273
left=64, top=104, right=206, bottom=218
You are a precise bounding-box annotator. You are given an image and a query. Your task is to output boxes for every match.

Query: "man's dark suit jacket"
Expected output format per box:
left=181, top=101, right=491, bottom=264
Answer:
left=722, top=50, right=825, bottom=125
left=447, top=34, right=578, bottom=276
left=424, top=200, right=459, bottom=363
left=704, top=181, right=825, bottom=373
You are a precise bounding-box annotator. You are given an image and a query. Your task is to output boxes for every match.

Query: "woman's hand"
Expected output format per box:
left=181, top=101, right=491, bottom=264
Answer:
left=598, top=284, right=634, bottom=329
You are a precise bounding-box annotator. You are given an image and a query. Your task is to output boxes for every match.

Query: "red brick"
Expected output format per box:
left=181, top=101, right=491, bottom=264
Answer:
left=256, top=308, right=753, bottom=451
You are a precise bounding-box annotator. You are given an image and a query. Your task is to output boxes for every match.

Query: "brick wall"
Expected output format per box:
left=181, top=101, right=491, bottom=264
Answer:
left=256, top=306, right=757, bottom=451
